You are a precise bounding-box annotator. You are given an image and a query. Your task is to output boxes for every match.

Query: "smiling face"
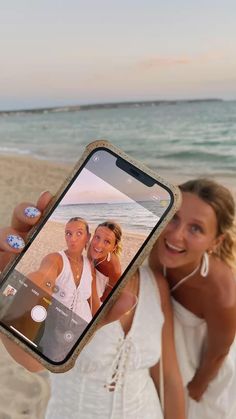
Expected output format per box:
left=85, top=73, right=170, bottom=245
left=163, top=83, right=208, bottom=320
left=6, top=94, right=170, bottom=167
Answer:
left=157, top=192, right=221, bottom=270
left=65, top=220, right=90, bottom=255
left=89, top=226, right=117, bottom=261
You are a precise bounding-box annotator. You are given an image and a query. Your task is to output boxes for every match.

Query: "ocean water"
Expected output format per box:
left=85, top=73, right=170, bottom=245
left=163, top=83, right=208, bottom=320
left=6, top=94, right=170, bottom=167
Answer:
left=50, top=201, right=162, bottom=235
left=0, top=100, right=236, bottom=183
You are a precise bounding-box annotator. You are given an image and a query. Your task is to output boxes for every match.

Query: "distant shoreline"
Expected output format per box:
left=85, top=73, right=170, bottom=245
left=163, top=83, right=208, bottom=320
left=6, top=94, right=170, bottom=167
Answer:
left=0, top=98, right=224, bottom=116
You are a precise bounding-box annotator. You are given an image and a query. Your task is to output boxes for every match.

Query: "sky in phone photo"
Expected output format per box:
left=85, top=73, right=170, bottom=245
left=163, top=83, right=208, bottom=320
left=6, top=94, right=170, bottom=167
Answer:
left=1, top=0, right=236, bottom=110
left=59, top=168, right=135, bottom=205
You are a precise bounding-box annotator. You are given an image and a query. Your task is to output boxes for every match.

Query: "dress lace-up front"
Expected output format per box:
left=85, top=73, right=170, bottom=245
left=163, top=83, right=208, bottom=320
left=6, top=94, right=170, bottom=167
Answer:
left=46, top=266, right=164, bottom=419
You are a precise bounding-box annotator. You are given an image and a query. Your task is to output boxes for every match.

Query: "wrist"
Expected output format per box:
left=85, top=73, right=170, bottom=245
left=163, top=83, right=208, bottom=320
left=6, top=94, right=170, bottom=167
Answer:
left=187, top=378, right=208, bottom=401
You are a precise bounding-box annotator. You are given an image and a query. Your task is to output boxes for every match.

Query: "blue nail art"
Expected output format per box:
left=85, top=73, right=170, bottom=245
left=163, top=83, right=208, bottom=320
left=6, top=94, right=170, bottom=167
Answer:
left=24, top=207, right=41, bottom=218
left=7, top=235, right=25, bottom=249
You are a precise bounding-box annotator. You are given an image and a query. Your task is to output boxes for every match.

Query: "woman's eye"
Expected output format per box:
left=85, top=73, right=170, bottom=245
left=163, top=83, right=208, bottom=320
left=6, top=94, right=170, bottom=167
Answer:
left=76, top=231, right=82, bottom=236
left=65, top=232, right=71, bottom=236
left=171, top=214, right=179, bottom=223
left=190, top=224, right=202, bottom=233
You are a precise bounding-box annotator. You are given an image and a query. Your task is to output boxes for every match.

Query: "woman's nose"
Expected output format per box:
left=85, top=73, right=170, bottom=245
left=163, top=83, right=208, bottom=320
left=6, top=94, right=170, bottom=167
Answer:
left=169, top=223, right=186, bottom=241
left=94, top=239, right=103, bottom=249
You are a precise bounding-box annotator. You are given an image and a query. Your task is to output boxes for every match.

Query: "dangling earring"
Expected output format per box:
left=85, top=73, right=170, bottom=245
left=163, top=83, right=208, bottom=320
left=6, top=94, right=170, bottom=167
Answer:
left=200, top=252, right=209, bottom=277
left=107, top=252, right=111, bottom=262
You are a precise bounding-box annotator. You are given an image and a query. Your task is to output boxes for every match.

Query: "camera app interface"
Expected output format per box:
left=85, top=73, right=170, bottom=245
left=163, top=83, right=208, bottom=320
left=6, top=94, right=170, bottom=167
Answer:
left=0, top=150, right=172, bottom=363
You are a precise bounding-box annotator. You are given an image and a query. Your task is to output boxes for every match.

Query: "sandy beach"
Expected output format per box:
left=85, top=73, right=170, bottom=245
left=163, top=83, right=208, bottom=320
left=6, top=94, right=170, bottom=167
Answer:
left=0, top=155, right=71, bottom=228
left=0, top=154, right=235, bottom=419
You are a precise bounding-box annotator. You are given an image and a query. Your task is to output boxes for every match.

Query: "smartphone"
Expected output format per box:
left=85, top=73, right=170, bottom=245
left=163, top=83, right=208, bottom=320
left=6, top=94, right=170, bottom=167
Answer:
left=0, top=140, right=180, bottom=372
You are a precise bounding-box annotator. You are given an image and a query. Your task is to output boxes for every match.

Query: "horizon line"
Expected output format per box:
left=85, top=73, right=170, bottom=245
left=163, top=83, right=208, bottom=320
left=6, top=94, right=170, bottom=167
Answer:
left=0, top=97, right=230, bottom=115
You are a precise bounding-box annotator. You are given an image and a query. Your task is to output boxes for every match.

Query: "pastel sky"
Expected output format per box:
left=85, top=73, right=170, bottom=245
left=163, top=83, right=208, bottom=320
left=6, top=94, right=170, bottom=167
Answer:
left=1, top=0, right=236, bottom=110
left=59, top=168, right=135, bottom=204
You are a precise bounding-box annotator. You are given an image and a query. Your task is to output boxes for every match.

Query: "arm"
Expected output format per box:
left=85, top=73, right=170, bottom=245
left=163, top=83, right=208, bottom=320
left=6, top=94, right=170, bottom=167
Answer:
left=89, top=267, right=101, bottom=315
left=99, top=254, right=121, bottom=301
left=188, top=274, right=236, bottom=401
left=28, top=253, right=61, bottom=294
left=150, top=273, right=186, bottom=419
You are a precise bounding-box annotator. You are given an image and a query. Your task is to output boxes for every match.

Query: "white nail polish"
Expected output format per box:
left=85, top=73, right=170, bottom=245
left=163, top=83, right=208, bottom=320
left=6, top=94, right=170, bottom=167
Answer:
left=6, top=235, right=25, bottom=249
left=24, top=206, right=41, bottom=218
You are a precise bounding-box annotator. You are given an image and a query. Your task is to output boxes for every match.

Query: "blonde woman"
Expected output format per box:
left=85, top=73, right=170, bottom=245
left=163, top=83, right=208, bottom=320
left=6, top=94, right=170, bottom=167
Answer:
left=88, top=221, right=122, bottom=301
left=149, top=179, right=236, bottom=419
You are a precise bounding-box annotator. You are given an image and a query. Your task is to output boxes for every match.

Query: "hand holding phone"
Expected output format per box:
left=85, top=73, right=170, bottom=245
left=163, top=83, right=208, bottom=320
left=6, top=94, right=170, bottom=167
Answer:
left=0, top=140, right=180, bottom=372
left=0, top=191, right=137, bottom=370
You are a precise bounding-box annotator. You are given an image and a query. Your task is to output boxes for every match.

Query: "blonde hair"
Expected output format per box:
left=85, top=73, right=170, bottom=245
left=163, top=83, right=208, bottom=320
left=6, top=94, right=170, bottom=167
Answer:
left=96, top=221, right=122, bottom=255
left=67, top=217, right=90, bottom=235
left=179, top=179, right=236, bottom=272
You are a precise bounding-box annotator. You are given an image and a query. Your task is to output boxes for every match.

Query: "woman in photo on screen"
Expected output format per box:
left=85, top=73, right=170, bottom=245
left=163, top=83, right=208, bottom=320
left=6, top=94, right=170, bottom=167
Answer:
left=27, top=216, right=100, bottom=322
left=88, top=220, right=122, bottom=302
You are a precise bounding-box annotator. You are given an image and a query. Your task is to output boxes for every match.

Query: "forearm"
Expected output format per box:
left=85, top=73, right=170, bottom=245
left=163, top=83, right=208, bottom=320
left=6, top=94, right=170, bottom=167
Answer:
left=90, top=295, right=100, bottom=315
left=91, top=278, right=101, bottom=315
left=151, top=365, right=186, bottom=419
left=189, top=348, right=229, bottom=398
left=164, top=375, right=186, bottom=419
left=1, top=332, right=44, bottom=372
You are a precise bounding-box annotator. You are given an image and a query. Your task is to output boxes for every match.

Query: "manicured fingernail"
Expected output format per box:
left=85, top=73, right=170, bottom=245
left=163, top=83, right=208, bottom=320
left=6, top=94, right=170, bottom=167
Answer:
left=6, top=235, right=25, bottom=249
left=24, top=207, right=41, bottom=218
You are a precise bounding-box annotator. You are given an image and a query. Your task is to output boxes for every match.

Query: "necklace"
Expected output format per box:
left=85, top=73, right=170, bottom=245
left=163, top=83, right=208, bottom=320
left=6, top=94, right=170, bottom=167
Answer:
left=67, top=254, right=83, bottom=280
left=94, top=256, right=107, bottom=268
left=163, top=264, right=200, bottom=293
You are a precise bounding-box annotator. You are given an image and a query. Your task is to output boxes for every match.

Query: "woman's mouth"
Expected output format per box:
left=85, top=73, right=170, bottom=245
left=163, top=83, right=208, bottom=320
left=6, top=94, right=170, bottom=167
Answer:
left=92, top=247, right=103, bottom=256
left=164, top=239, right=186, bottom=254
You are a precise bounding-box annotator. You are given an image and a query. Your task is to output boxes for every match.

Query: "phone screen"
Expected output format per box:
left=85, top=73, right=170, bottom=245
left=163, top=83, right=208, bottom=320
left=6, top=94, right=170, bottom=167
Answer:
left=0, top=148, right=173, bottom=364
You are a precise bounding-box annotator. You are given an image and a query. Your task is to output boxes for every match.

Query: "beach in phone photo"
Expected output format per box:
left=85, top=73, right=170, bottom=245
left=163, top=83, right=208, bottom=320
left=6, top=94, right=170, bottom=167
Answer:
left=16, top=220, right=147, bottom=276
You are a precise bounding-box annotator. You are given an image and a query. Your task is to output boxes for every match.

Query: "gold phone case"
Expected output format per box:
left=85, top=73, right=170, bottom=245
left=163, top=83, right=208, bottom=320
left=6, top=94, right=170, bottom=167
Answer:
left=0, top=139, right=181, bottom=373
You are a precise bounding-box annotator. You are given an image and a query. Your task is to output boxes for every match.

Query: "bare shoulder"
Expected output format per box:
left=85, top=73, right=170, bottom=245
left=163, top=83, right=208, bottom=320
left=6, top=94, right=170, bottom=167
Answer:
left=206, top=257, right=236, bottom=308
left=40, top=252, right=62, bottom=269
left=42, top=252, right=61, bottom=263
left=102, top=253, right=121, bottom=279
left=110, top=253, right=121, bottom=269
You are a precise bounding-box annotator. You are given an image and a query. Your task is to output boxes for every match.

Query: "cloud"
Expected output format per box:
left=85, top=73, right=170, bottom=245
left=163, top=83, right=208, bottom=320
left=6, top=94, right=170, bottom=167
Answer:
left=138, top=51, right=224, bottom=70
left=139, top=56, right=191, bottom=69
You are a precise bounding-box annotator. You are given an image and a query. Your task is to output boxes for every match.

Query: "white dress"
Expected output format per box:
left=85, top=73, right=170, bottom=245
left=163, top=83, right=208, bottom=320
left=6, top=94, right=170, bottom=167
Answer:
left=46, top=266, right=164, bottom=419
left=53, top=251, right=93, bottom=322
left=38, top=252, right=93, bottom=362
left=173, top=298, right=236, bottom=419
